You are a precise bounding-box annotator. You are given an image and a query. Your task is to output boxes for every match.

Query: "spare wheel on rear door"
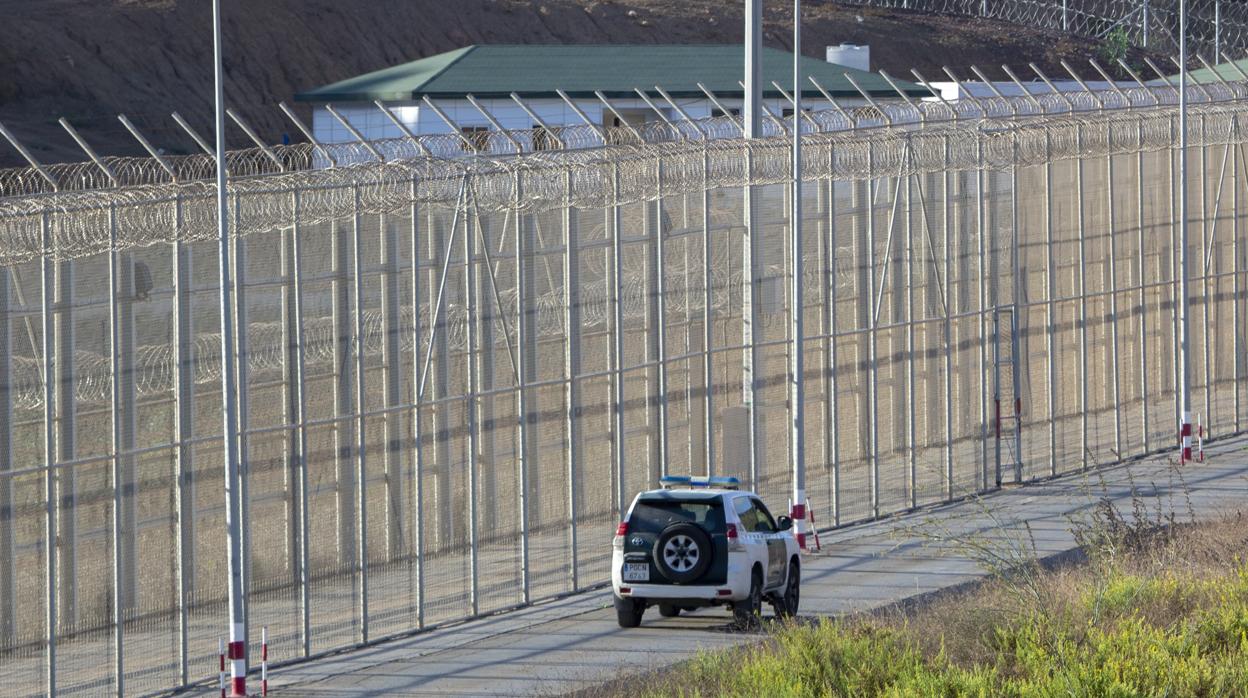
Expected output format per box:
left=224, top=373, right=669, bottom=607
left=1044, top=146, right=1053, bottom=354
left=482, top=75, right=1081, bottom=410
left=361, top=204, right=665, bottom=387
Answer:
left=653, top=522, right=713, bottom=583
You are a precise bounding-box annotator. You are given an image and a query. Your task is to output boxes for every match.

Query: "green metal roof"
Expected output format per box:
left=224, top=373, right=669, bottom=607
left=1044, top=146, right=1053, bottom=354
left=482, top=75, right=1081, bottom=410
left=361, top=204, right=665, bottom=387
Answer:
left=1157, top=58, right=1248, bottom=85
left=295, top=44, right=926, bottom=102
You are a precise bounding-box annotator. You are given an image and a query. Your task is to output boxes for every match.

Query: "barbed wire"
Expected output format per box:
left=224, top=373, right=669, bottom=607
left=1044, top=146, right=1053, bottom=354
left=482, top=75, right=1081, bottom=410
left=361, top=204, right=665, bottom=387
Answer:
left=841, top=0, right=1248, bottom=58
left=2, top=82, right=1246, bottom=269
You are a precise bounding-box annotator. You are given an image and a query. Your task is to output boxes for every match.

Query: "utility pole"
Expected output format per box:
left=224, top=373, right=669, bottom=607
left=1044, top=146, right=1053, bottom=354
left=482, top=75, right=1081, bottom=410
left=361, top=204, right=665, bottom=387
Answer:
left=741, top=0, right=763, bottom=489
left=213, top=0, right=248, bottom=695
left=789, top=0, right=809, bottom=549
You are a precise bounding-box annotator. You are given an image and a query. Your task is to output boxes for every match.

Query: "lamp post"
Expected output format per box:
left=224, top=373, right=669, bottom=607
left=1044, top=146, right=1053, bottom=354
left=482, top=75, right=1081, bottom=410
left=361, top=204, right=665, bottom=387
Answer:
left=212, top=0, right=248, bottom=695
left=1178, top=0, right=1192, bottom=463
left=789, top=0, right=808, bottom=548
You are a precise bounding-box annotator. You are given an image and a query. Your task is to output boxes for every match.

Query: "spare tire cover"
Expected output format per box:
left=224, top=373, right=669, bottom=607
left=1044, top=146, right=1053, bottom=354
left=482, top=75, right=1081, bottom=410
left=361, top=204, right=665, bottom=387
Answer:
left=653, top=522, right=713, bottom=584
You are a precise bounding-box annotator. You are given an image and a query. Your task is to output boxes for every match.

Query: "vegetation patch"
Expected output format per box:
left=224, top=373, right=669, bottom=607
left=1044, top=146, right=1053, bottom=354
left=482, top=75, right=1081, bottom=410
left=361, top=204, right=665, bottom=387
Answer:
left=598, top=499, right=1248, bottom=697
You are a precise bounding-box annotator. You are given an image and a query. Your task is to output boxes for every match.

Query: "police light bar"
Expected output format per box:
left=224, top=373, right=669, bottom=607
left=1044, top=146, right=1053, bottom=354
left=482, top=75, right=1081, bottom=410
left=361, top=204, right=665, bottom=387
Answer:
left=659, top=475, right=740, bottom=490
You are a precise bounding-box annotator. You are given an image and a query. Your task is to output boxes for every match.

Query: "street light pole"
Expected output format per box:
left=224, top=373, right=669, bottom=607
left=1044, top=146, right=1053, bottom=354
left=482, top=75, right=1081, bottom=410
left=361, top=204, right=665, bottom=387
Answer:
left=212, top=0, right=248, bottom=695
left=1178, top=0, right=1192, bottom=462
left=789, top=0, right=808, bottom=549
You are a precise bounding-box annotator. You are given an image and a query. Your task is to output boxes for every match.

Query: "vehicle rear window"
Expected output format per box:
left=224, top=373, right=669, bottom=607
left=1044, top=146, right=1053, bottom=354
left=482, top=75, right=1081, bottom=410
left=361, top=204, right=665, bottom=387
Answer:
left=630, top=499, right=726, bottom=534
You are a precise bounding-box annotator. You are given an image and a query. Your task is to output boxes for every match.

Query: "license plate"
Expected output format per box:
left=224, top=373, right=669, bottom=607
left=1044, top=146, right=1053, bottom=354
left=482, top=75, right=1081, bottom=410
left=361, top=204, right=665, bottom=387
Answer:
left=622, top=562, right=649, bottom=582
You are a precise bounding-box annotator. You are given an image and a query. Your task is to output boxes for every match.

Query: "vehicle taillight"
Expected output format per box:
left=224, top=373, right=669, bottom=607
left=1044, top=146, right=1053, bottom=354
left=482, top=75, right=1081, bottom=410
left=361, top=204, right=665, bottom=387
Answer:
left=613, top=521, right=628, bottom=550
left=726, top=523, right=744, bottom=552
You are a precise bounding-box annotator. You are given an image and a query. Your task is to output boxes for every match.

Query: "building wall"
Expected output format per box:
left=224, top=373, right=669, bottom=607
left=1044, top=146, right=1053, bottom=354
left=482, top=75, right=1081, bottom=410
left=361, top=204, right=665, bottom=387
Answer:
left=310, top=95, right=861, bottom=156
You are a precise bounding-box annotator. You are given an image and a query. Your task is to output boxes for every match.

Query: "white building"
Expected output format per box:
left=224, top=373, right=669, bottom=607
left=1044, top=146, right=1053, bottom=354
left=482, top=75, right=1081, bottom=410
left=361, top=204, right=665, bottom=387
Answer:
left=295, top=44, right=926, bottom=157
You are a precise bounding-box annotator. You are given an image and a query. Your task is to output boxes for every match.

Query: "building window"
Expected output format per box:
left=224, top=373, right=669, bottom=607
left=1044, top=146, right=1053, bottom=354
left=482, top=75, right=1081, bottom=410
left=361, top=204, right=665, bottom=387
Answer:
left=460, top=126, right=490, bottom=152
left=711, top=107, right=740, bottom=118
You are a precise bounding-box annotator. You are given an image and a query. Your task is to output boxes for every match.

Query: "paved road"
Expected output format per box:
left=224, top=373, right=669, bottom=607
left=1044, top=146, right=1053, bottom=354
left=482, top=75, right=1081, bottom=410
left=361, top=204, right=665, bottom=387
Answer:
left=262, top=440, right=1248, bottom=696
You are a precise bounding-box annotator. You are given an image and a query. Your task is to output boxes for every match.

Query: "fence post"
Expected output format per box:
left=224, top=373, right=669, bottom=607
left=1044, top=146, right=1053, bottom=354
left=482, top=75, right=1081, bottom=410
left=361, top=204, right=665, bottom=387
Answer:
left=0, top=266, right=12, bottom=649
left=474, top=204, right=496, bottom=536
left=41, top=211, right=57, bottom=697
left=381, top=214, right=405, bottom=562
left=1045, top=129, right=1059, bottom=477
left=1137, top=119, right=1152, bottom=451
left=351, top=184, right=370, bottom=642
left=284, top=191, right=311, bottom=656
left=905, top=173, right=917, bottom=507
left=867, top=148, right=881, bottom=517
left=108, top=204, right=132, bottom=696
left=1201, top=113, right=1213, bottom=435
left=464, top=184, right=480, bottom=618
left=1076, top=124, right=1090, bottom=469
left=610, top=163, right=627, bottom=517
left=332, top=218, right=355, bottom=568
left=1232, top=119, right=1241, bottom=433
left=650, top=159, right=670, bottom=484
left=742, top=147, right=762, bottom=491
left=173, top=196, right=195, bottom=682
left=821, top=165, right=840, bottom=524
left=53, top=257, right=75, bottom=635
left=427, top=207, right=451, bottom=552
left=1107, top=149, right=1124, bottom=459
left=515, top=174, right=534, bottom=603
left=562, top=168, right=580, bottom=591
left=977, top=140, right=990, bottom=490
left=701, top=148, right=715, bottom=479
left=410, top=189, right=426, bottom=629
left=939, top=137, right=956, bottom=499
left=231, top=199, right=251, bottom=658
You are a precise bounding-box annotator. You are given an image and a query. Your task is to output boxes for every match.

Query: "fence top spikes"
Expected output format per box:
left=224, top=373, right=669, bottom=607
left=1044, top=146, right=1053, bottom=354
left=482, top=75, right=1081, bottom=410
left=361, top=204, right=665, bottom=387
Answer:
left=170, top=111, right=215, bottom=158
left=58, top=117, right=116, bottom=185
left=0, top=120, right=58, bottom=190
left=1028, top=64, right=1077, bottom=110
left=117, top=114, right=177, bottom=181
left=999, top=65, right=1046, bottom=111
left=280, top=101, right=339, bottom=167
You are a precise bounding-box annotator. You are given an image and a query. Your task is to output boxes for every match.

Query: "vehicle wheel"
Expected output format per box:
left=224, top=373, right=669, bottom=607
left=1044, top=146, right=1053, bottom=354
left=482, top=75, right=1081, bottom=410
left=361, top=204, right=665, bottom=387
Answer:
left=614, top=595, right=645, bottom=628
left=732, top=569, right=763, bottom=630
left=772, top=561, right=800, bottom=619
left=653, top=522, right=713, bottom=584
left=658, top=604, right=681, bottom=618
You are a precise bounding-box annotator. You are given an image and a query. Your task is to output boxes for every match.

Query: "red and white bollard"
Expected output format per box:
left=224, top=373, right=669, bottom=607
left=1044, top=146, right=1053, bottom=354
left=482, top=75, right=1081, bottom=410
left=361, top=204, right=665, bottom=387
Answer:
left=1181, top=411, right=1193, bottom=463
left=227, top=624, right=246, bottom=697
left=218, top=638, right=226, bottom=698
left=804, top=498, right=822, bottom=553
left=789, top=497, right=807, bottom=551
left=261, top=626, right=269, bottom=697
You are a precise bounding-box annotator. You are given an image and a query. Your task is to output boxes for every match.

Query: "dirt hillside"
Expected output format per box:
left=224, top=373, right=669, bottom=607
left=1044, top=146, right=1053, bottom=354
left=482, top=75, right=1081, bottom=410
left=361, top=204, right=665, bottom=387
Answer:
left=0, top=0, right=1127, bottom=166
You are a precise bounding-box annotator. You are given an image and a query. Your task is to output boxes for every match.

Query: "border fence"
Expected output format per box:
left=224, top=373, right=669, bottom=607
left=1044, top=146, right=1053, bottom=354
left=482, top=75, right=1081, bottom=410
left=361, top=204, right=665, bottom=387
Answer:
left=5, top=72, right=1248, bottom=695
left=843, top=0, right=1248, bottom=60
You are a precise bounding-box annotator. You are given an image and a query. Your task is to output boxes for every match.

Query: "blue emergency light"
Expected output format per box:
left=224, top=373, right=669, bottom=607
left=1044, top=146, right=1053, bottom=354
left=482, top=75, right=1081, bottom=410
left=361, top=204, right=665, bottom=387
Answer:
left=659, top=475, right=740, bottom=490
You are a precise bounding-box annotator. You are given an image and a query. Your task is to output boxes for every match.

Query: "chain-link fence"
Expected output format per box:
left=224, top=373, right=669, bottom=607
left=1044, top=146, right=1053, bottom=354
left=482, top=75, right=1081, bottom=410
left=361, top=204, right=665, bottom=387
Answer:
left=4, top=86, right=1248, bottom=695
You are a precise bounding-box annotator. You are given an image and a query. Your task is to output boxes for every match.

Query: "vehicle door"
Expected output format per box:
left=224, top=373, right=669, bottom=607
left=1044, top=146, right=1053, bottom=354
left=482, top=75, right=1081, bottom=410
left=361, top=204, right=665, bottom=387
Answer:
left=732, top=496, right=768, bottom=573
left=734, top=497, right=784, bottom=588
left=749, top=498, right=786, bottom=588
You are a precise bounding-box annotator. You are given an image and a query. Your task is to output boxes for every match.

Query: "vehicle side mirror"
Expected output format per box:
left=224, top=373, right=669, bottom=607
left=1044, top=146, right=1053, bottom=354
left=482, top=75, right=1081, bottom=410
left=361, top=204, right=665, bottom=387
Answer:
left=776, top=515, right=793, bottom=531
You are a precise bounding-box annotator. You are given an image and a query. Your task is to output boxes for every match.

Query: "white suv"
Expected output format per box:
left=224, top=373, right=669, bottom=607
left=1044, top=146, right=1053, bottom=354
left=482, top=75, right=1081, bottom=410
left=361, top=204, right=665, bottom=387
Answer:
left=610, top=476, right=801, bottom=629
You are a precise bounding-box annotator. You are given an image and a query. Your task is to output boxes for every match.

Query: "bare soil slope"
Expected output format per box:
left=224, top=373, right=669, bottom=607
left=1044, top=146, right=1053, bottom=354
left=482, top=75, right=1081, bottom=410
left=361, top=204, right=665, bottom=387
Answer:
left=0, top=0, right=1121, bottom=165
